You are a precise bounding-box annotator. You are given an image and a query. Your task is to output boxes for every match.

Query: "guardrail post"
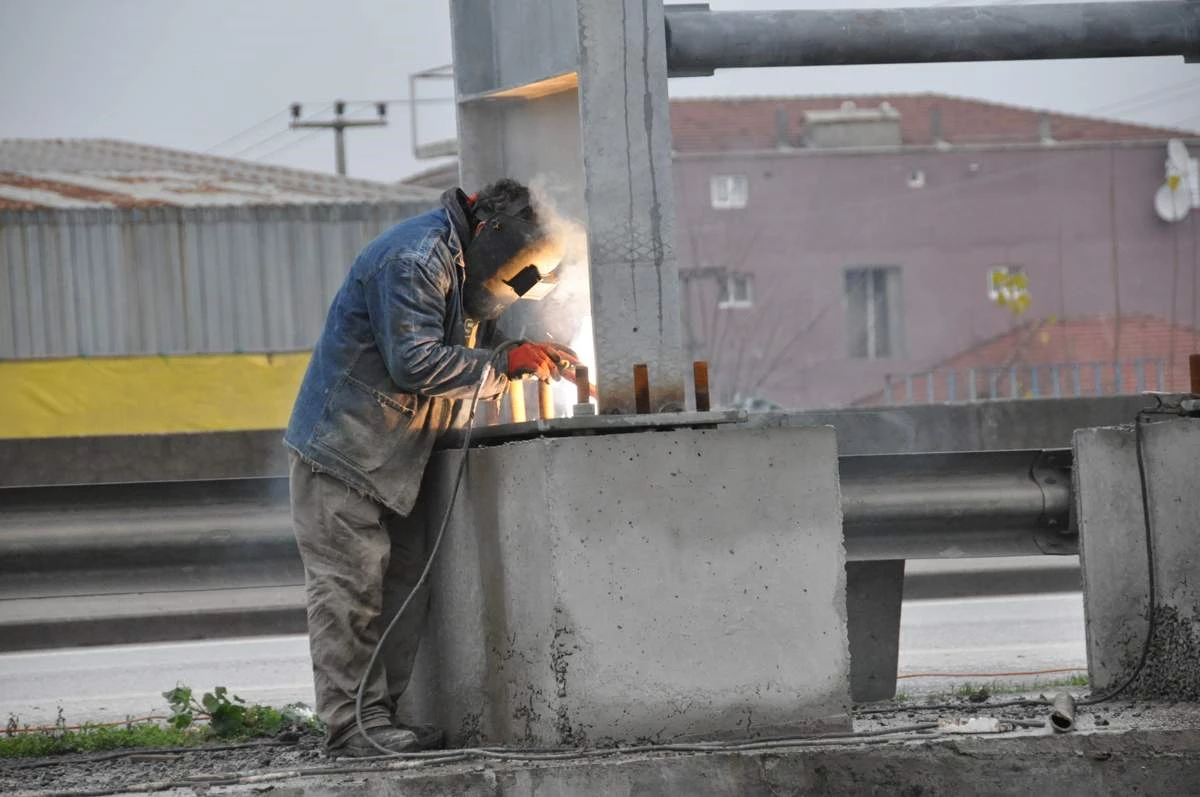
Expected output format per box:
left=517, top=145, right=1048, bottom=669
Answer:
left=845, top=560, right=905, bottom=702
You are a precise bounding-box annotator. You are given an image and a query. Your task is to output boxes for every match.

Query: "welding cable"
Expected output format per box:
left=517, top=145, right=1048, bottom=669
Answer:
left=4, top=740, right=299, bottom=771
left=25, top=725, right=966, bottom=797
left=353, top=376, right=487, bottom=757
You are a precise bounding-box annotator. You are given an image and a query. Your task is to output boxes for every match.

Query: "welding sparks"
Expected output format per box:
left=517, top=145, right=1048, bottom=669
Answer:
left=556, top=314, right=595, bottom=414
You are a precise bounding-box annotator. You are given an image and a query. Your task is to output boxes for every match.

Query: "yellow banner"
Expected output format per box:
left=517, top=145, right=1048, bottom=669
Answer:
left=0, top=353, right=311, bottom=439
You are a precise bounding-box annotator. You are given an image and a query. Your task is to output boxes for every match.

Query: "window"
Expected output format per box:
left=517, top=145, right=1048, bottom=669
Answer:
left=718, top=273, right=754, bottom=309
left=710, top=174, right=748, bottom=209
left=845, top=267, right=903, bottom=359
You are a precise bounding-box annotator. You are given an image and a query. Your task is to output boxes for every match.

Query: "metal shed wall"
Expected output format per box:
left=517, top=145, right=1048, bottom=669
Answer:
left=0, top=200, right=432, bottom=358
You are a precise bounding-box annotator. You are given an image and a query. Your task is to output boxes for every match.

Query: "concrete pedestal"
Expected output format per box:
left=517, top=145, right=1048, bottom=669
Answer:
left=409, top=426, right=850, bottom=746
left=1074, top=418, right=1200, bottom=699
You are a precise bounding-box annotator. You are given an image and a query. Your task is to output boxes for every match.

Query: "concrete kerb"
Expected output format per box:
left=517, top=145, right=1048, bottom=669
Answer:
left=8, top=726, right=1200, bottom=796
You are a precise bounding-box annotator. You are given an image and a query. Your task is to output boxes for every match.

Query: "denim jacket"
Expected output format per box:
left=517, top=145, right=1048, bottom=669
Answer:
left=285, top=193, right=510, bottom=516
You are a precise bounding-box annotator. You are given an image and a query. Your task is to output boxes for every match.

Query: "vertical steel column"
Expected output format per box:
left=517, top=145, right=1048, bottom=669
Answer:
left=577, top=0, right=685, bottom=413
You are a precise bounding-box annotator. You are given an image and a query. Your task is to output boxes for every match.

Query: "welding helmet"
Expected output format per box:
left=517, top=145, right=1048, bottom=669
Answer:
left=462, top=212, right=564, bottom=321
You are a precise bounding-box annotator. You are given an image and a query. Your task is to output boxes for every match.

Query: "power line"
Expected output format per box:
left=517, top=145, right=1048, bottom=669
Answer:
left=252, top=128, right=325, bottom=164
left=293, top=97, right=454, bottom=107
left=204, top=109, right=290, bottom=155
left=1088, top=82, right=1200, bottom=119
left=225, top=104, right=333, bottom=160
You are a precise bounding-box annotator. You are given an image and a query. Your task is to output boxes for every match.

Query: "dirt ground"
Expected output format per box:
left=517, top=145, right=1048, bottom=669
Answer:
left=4, top=696, right=1200, bottom=796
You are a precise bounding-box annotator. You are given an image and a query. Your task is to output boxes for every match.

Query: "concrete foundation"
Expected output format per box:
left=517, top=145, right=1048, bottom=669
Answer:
left=408, top=425, right=850, bottom=746
left=1074, top=417, right=1200, bottom=699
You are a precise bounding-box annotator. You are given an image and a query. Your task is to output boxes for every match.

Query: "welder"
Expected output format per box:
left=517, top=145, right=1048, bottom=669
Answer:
left=284, top=179, right=579, bottom=757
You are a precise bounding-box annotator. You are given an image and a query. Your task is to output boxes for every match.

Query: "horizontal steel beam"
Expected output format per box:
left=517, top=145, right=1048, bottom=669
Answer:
left=665, top=2, right=1200, bottom=74
left=840, top=449, right=1075, bottom=561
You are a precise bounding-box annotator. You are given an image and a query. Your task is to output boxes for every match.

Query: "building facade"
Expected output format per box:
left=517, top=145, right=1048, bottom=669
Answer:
left=670, top=95, right=1200, bottom=409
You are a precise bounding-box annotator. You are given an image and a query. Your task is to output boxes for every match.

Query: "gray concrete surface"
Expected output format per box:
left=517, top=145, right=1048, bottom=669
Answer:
left=409, top=426, right=851, bottom=746
left=5, top=718, right=1199, bottom=796
left=1075, top=417, right=1200, bottom=699
left=0, top=592, right=1087, bottom=729
left=0, top=635, right=315, bottom=729
left=897, top=592, right=1087, bottom=696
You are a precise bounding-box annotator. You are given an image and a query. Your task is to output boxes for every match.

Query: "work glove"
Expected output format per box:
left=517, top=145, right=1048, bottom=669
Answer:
left=505, top=341, right=581, bottom=382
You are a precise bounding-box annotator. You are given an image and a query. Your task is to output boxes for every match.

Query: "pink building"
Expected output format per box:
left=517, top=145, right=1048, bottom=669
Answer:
left=671, top=94, right=1200, bottom=409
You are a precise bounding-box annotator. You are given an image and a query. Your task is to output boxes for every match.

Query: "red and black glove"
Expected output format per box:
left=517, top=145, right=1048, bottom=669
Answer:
left=505, top=342, right=580, bottom=382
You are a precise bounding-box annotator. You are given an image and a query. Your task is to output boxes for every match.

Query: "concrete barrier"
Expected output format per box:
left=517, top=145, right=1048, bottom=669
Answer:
left=1075, top=417, right=1200, bottom=699
left=407, top=426, right=851, bottom=745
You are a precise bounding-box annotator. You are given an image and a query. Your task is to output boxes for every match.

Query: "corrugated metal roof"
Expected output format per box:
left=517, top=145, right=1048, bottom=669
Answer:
left=0, top=138, right=441, bottom=208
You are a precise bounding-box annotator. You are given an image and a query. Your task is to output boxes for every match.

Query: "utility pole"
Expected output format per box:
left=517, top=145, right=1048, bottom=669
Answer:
left=289, top=100, right=388, bottom=176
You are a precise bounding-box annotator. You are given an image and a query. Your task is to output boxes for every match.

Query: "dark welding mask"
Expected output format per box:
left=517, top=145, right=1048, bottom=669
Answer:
left=462, top=212, right=563, bottom=321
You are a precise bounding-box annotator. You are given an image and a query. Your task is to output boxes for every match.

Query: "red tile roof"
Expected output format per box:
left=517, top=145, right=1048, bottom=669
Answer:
left=854, top=315, right=1200, bottom=405
left=669, top=93, right=1195, bottom=153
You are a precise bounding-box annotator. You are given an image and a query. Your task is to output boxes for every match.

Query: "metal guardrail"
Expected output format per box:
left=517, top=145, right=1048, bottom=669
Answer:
left=0, top=448, right=1074, bottom=587
left=0, top=447, right=1075, bottom=650
left=883, top=359, right=1168, bottom=405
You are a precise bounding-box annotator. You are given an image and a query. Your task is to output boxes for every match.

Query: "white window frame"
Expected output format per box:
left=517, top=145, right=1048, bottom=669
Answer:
left=710, top=174, right=748, bottom=210
left=718, top=273, right=754, bottom=309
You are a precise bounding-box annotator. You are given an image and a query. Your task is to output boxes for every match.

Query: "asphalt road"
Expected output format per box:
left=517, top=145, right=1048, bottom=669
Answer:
left=0, top=592, right=1088, bottom=728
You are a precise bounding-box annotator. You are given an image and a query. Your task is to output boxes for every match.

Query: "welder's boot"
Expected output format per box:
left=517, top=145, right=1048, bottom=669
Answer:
left=327, top=726, right=420, bottom=758
left=392, top=721, right=445, bottom=750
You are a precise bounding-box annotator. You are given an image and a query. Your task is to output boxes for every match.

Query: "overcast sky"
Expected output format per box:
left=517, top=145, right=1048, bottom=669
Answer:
left=1, top=0, right=1196, bottom=182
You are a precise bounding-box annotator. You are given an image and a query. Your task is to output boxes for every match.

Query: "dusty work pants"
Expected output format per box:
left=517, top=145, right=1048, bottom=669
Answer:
left=288, top=452, right=430, bottom=748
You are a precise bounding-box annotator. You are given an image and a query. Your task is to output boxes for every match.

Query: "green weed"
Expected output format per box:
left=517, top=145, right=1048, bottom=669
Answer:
left=1, top=684, right=321, bottom=759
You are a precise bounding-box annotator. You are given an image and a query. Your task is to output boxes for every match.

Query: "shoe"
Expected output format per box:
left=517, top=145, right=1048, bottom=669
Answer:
left=328, top=726, right=420, bottom=758
left=394, top=722, right=445, bottom=750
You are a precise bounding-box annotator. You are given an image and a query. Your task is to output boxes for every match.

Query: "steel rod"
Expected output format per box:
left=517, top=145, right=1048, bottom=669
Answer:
left=665, top=2, right=1200, bottom=73
left=538, top=380, right=555, bottom=420
left=509, top=380, right=527, bottom=423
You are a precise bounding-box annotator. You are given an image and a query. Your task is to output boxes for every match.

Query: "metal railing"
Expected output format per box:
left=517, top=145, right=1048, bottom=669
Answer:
left=883, top=359, right=1168, bottom=405
left=0, top=447, right=1075, bottom=651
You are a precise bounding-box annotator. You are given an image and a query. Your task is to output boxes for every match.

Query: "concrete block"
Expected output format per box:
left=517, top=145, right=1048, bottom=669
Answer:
left=414, top=426, right=850, bottom=746
left=1075, top=418, right=1200, bottom=699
